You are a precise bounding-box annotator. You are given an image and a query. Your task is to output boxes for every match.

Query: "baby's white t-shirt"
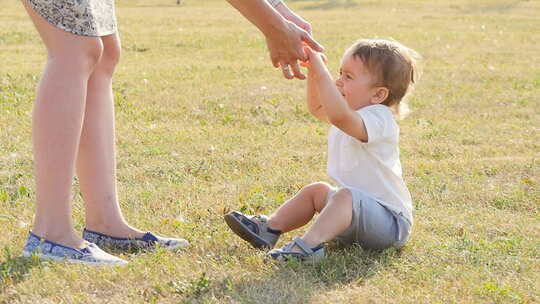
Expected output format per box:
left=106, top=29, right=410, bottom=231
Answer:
left=327, top=104, right=413, bottom=224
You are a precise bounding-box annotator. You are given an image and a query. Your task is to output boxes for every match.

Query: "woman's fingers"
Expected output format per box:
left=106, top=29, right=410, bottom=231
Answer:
left=271, top=53, right=280, bottom=68
left=303, top=22, right=312, bottom=35
left=301, top=32, right=324, bottom=53
left=321, top=53, right=328, bottom=63
left=304, top=45, right=313, bottom=57
left=280, top=62, right=294, bottom=79
left=290, top=61, right=305, bottom=79
left=280, top=61, right=305, bottom=80
left=266, top=21, right=324, bottom=79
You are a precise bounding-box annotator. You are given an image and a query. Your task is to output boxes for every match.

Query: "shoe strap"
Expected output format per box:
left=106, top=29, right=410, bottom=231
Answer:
left=292, top=237, right=314, bottom=254
left=253, top=215, right=269, bottom=226
left=252, top=215, right=281, bottom=235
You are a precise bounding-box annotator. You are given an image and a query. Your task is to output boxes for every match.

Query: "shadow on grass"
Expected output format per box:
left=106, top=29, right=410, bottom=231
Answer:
left=0, top=248, right=41, bottom=290
left=241, top=247, right=399, bottom=303
left=181, top=245, right=403, bottom=303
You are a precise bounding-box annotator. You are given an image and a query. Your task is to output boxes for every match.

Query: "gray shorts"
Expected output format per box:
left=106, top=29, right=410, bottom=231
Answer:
left=329, top=188, right=412, bottom=250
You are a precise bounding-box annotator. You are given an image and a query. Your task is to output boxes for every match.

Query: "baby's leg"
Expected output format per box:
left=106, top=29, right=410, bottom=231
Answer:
left=300, top=188, right=353, bottom=248
left=267, top=182, right=332, bottom=233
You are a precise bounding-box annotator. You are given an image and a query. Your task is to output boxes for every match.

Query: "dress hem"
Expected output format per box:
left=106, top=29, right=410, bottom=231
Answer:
left=24, top=0, right=117, bottom=37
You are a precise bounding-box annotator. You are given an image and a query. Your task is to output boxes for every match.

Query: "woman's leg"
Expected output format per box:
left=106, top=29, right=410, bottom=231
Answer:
left=299, top=188, right=353, bottom=248
left=77, top=33, right=144, bottom=238
left=23, top=1, right=103, bottom=249
left=266, top=182, right=332, bottom=233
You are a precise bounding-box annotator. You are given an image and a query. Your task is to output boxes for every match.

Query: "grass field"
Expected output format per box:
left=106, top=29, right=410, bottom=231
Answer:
left=1, top=0, right=539, bottom=302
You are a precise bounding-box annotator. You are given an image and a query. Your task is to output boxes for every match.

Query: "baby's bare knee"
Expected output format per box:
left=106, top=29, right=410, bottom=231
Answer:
left=332, top=188, right=352, bottom=204
left=303, top=182, right=332, bottom=212
left=304, top=182, right=331, bottom=196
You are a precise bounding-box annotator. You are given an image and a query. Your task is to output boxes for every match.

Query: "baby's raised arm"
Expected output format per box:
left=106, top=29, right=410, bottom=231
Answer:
left=303, top=48, right=368, bottom=142
left=305, top=57, right=329, bottom=123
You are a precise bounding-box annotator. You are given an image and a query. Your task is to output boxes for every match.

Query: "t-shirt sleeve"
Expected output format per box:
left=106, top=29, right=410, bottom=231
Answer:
left=358, top=106, right=398, bottom=144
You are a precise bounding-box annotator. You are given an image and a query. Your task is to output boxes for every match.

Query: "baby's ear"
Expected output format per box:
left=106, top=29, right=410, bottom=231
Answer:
left=371, top=87, right=389, bottom=104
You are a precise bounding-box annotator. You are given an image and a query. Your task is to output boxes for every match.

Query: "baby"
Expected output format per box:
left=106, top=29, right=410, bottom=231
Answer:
left=225, top=39, right=420, bottom=261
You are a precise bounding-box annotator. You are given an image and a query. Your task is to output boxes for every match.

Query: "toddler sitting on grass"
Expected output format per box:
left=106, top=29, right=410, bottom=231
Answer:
left=225, top=39, right=420, bottom=261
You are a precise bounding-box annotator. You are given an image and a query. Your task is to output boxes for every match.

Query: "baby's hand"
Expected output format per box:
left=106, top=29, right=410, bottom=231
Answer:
left=300, top=45, right=327, bottom=69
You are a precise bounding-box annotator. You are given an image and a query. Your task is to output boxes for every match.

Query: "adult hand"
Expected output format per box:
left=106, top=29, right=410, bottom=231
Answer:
left=225, top=0, right=323, bottom=79
left=266, top=20, right=323, bottom=80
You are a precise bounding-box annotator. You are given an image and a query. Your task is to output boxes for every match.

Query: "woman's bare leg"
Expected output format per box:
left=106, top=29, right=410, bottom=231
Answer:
left=23, top=1, right=103, bottom=249
left=77, top=33, right=144, bottom=238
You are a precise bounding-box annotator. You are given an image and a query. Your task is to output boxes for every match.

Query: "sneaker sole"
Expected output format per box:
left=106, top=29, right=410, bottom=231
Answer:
left=22, top=251, right=128, bottom=266
left=224, top=213, right=270, bottom=249
left=83, top=237, right=189, bottom=252
left=162, top=239, right=190, bottom=251
left=266, top=252, right=325, bottom=263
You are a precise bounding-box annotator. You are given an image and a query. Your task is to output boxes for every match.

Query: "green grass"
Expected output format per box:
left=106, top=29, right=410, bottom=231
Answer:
left=1, top=0, right=539, bottom=302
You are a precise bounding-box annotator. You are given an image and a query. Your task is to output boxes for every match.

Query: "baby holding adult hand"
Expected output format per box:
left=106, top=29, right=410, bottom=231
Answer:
left=228, top=0, right=324, bottom=79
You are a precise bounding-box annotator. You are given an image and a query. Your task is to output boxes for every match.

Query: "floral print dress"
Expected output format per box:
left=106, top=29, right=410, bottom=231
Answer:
left=26, top=0, right=117, bottom=37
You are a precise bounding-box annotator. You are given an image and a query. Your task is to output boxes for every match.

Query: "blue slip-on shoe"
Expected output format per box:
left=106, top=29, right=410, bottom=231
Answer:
left=82, top=228, right=189, bottom=252
left=267, top=237, right=325, bottom=263
left=22, top=232, right=128, bottom=266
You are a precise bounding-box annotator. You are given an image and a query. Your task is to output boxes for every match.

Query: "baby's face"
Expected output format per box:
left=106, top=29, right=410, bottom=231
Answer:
left=335, top=55, right=379, bottom=111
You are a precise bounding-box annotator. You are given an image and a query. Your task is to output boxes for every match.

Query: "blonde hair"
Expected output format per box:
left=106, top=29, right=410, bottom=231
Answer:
left=345, top=39, right=421, bottom=119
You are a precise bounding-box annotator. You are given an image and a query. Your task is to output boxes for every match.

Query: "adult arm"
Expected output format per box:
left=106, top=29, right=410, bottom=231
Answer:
left=271, top=0, right=312, bottom=34
left=226, top=0, right=323, bottom=79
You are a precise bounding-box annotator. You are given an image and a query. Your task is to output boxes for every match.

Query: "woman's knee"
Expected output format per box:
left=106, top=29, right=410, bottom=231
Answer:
left=97, top=39, right=121, bottom=74
left=94, top=34, right=121, bottom=75
left=48, top=39, right=104, bottom=74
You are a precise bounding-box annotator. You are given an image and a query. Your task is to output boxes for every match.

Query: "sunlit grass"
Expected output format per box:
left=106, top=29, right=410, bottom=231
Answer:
left=1, top=0, right=539, bottom=302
